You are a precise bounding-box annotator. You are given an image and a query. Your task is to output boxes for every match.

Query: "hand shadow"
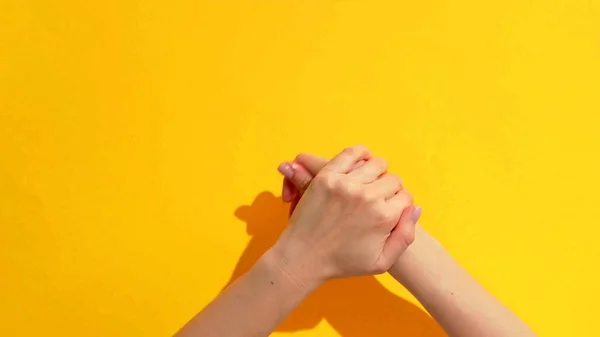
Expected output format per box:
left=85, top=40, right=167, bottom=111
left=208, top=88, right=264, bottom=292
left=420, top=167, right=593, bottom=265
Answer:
left=225, top=191, right=447, bottom=336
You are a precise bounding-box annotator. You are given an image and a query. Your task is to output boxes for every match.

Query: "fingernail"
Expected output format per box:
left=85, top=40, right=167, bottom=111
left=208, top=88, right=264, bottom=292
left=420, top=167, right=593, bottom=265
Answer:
left=411, top=206, right=422, bottom=223
left=277, top=162, right=295, bottom=179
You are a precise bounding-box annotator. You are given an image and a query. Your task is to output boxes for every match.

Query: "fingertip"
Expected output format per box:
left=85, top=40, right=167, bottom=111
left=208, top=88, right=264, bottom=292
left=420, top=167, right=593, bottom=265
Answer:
left=278, top=162, right=295, bottom=179
left=411, top=206, right=422, bottom=223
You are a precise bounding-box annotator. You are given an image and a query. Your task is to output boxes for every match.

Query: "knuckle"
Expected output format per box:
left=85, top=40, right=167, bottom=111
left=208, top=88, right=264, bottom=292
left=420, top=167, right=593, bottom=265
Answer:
left=353, top=144, right=367, bottom=151
left=376, top=157, right=388, bottom=170
left=389, top=174, right=402, bottom=186
left=407, top=192, right=414, bottom=204
left=343, top=147, right=357, bottom=156
left=354, top=144, right=369, bottom=153
left=332, top=180, right=346, bottom=195
left=339, top=181, right=360, bottom=197
left=360, top=190, right=378, bottom=203
left=345, top=144, right=371, bottom=157
left=404, top=230, right=416, bottom=246
left=381, top=174, right=402, bottom=192
left=313, top=173, right=335, bottom=190
left=397, top=190, right=413, bottom=205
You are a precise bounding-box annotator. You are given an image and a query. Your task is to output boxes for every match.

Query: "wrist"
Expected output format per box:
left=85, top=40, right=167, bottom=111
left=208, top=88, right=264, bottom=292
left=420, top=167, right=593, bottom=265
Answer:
left=263, top=243, right=327, bottom=294
left=388, top=224, right=442, bottom=281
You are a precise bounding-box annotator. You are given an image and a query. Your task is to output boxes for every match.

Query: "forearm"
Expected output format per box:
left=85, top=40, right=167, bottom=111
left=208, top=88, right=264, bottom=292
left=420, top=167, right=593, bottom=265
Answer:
left=175, top=248, right=320, bottom=337
left=389, top=225, right=536, bottom=337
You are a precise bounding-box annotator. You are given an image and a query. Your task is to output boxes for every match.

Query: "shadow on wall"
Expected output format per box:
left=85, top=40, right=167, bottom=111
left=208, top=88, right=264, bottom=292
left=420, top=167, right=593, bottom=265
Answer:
left=225, top=191, right=447, bottom=337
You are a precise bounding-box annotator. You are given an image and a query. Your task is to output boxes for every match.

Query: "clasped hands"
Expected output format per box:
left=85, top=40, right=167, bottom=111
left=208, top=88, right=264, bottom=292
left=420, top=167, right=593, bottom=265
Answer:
left=270, top=145, right=420, bottom=289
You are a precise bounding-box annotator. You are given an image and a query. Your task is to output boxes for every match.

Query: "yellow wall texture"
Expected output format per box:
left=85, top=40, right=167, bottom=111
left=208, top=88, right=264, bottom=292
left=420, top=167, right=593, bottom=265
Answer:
left=1, top=1, right=599, bottom=336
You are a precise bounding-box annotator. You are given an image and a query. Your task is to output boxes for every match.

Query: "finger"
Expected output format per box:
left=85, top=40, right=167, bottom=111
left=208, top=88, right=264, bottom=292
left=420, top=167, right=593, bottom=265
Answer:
left=282, top=177, right=297, bottom=202
left=287, top=162, right=365, bottom=199
left=411, top=205, right=422, bottom=223
left=323, top=145, right=372, bottom=174
left=386, top=189, right=413, bottom=209
left=382, top=205, right=417, bottom=265
left=368, top=174, right=403, bottom=199
left=348, top=157, right=388, bottom=183
left=296, top=154, right=366, bottom=176
left=277, top=162, right=315, bottom=195
left=278, top=163, right=296, bottom=202
left=289, top=163, right=314, bottom=193
left=294, top=153, right=327, bottom=176
left=350, top=159, right=367, bottom=171
left=289, top=195, right=300, bottom=217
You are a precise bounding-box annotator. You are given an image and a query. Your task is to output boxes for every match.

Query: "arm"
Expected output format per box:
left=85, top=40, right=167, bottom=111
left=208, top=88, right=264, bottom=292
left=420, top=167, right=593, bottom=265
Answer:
left=174, top=247, right=321, bottom=337
left=389, top=225, right=536, bottom=337
left=176, top=146, right=417, bottom=337
left=283, top=153, right=536, bottom=337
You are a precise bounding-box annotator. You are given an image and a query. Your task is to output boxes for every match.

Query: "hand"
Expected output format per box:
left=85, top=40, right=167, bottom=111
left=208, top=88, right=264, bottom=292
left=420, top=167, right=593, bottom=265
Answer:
left=278, top=153, right=422, bottom=222
left=273, top=145, right=417, bottom=282
left=278, top=153, right=329, bottom=215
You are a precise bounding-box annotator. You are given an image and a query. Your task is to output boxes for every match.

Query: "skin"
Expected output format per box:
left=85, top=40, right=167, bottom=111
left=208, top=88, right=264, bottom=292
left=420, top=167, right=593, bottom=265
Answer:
left=175, top=146, right=417, bottom=337
left=227, top=192, right=447, bottom=337
left=280, top=153, right=537, bottom=337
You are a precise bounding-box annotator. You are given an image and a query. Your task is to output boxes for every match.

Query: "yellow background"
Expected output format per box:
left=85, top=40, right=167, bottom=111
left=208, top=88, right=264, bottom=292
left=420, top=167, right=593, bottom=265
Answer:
left=2, top=1, right=599, bottom=336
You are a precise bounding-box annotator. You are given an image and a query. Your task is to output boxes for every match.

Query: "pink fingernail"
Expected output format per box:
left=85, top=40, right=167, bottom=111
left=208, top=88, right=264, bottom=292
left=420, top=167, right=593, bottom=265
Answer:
left=277, top=162, right=295, bottom=179
left=411, top=206, right=422, bottom=223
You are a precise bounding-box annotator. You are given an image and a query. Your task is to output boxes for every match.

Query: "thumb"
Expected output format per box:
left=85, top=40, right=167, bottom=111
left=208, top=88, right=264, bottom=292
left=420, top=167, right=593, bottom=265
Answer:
left=278, top=162, right=316, bottom=195
left=294, top=153, right=328, bottom=176
left=382, top=206, right=419, bottom=268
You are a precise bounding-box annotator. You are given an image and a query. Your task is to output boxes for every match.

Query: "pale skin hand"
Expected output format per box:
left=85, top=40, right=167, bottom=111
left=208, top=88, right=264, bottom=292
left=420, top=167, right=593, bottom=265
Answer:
left=175, top=146, right=417, bottom=337
left=280, top=153, right=537, bottom=337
